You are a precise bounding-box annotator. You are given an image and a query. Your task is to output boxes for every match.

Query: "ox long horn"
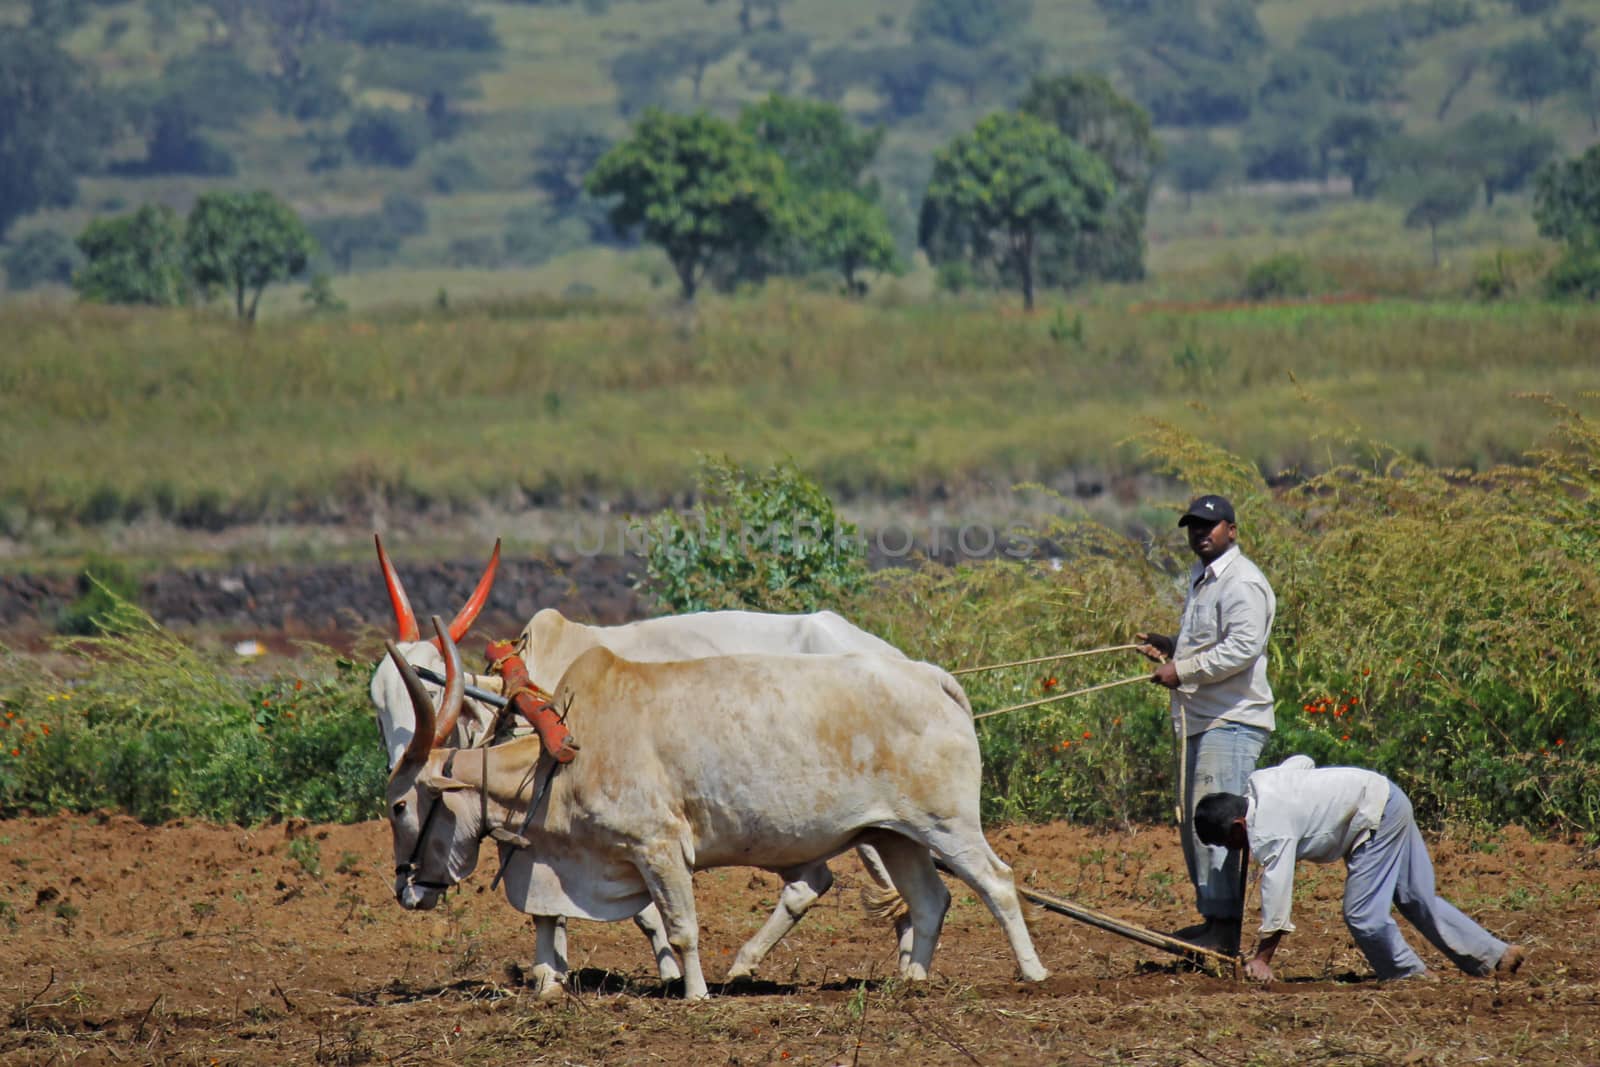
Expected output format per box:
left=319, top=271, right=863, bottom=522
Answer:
left=375, top=536, right=502, bottom=649
left=440, top=538, right=501, bottom=646
left=375, top=533, right=420, bottom=643
left=386, top=640, right=437, bottom=767
left=428, top=613, right=465, bottom=745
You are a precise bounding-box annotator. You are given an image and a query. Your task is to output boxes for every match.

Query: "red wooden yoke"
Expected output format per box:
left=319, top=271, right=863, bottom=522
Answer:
left=484, top=640, right=580, bottom=764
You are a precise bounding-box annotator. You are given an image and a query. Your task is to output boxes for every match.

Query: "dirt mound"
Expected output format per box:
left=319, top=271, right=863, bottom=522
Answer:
left=0, top=815, right=1588, bottom=1065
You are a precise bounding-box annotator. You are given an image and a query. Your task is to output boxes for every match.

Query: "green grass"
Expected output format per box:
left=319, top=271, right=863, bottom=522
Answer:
left=2, top=289, right=1596, bottom=527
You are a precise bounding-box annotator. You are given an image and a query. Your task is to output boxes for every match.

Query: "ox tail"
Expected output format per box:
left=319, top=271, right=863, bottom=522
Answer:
left=861, top=884, right=909, bottom=926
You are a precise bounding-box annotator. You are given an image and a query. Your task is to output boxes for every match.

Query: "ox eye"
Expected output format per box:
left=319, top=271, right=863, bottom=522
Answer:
left=392, top=800, right=407, bottom=816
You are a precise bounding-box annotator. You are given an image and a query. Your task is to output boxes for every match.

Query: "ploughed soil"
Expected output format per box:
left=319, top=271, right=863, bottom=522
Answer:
left=1, top=814, right=1596, bottom=1066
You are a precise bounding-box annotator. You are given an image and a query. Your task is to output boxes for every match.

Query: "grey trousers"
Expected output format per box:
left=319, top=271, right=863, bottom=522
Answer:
left=1344, top=786, right=1509, bottom=979
left=1181, top=721, right=1269, bottom=920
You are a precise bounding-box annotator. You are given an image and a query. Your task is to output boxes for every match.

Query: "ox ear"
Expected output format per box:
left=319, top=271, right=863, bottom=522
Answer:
left=421, top=771, right=473, bottom=793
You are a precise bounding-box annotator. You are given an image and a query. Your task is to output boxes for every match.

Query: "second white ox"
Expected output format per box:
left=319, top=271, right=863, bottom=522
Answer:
left=368, top=536, right=958, bottom=995
left=384, top=623, right=1049, bottom=999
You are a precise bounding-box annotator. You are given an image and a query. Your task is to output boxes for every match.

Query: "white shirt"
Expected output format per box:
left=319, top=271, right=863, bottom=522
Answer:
left=1171, top=545, right=1276, bottom=737
left=1245, top=755, right=1393, bottom=934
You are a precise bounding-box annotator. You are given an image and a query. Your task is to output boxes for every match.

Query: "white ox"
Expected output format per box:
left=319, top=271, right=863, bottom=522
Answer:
left=367, top=536, right=952, bottom=995
left=383, top=624, right=1049, bottom=1000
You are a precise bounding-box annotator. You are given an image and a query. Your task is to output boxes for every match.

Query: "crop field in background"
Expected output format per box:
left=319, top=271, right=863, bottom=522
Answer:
left=5, top=290, right=1597, bottom=533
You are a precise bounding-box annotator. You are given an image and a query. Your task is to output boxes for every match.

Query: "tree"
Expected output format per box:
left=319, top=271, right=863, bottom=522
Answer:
left=919, top=111, right=1113, bottom=310
left=0, top=31, right=106, bottom=239
left=738, top=94, right=882, bottom=195
left=307, top=214, right=402, bottom=272
left=1165, top=135, right=1236, bottom=208
left=705, top=0, right=789, bottom=35
left=1298, top=11, right=1410, bottom=103
left=799, top=190, right=899, bottom=295
left=909, top=0, right=1033, bottom=48
left=585, top=109, right=787, bottom=302
left=1449, top=113, right=1557, bottom=205
left=530, top=123, right=614, bottom=206
left=1397, top=174, right=1476, bottom=267
left=184, top=191, right=316, bottom=321
left=1317, top=111, right=1398, bottom=197
left=1019, top=71, right=1158, bottom=283
left=1492, top=37, right=1569, bottom=117
left=75, top=205, right=188, bottom=307
left=1534, top=145, right=1600, bottom=249
left=3, top=230, right=81, bottom=290
left=1241, top=117, right=1320, bottom=182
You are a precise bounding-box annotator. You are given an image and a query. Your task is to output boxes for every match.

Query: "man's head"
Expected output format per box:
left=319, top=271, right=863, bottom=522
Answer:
left=1194, top=791, right=1249, bottom=849
left=1179, top=495, right=1237, bottom=564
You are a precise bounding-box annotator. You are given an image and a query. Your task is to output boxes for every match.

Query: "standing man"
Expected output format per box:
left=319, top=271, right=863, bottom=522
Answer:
left=1138, top=494, right=1275, bottom=955
left=1195, top=756, right=1527, bottom=982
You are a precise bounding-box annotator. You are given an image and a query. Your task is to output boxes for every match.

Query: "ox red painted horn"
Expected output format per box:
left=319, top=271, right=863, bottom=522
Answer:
left=429, top=614, right=465, bottom=746
left=439, top=538, right=501, bottom=647
left=375, top=533, right=420, bottom=643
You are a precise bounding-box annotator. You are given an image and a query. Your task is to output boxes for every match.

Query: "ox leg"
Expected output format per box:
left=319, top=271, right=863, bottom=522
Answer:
left=864, top=833, right=949, bottom=982
left=634, top=849, right=709, bottom=1000
left=633, top=903, right=684, bottom=981
left=528, top=916, right=570, bottom=1001
left=856, top=843, right=916, bottom=974
left=727, top=862, right=834, bottom=980
left=922, top=833, right=1049, bottom=982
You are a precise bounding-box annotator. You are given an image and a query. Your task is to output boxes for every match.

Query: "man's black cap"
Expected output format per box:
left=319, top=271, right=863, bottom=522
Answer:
left=1178, top=494, right=1236, bottom=528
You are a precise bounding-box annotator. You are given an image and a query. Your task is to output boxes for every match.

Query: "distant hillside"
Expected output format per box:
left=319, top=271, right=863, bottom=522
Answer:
left=5, top=0, right=1600, bottom=303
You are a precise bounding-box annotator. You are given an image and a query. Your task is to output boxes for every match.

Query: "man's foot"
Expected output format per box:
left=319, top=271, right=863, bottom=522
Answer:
left=1495, top=944, right=1528, bottom=976
left=1377, top=967, right=1437, bottom=983
left=1169, top=918, right=1241, bottom=955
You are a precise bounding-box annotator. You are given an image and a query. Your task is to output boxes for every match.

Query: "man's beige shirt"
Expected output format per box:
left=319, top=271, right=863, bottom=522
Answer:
left=1171, top=544, right=1276, bottom=737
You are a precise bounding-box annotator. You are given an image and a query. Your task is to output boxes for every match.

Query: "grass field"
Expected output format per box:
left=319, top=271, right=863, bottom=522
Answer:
left=4, top=288, right=1596, bottom=531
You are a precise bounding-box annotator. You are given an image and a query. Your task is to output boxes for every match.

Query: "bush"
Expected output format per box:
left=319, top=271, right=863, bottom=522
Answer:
left=345, top=109, right=428, bottom=168
left=1242, top=253, right=1315, bottom=301
left=635, top=456, right=870, bottom=614
left=3, top=597, right=385, bottom=824
left=1543, top=248, right=1600, bottom=301
left=3, top=229, right=80, bottom=290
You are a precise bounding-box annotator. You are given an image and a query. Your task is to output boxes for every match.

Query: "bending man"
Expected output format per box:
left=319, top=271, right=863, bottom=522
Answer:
left=1195, top=755, right=1528, bottom=982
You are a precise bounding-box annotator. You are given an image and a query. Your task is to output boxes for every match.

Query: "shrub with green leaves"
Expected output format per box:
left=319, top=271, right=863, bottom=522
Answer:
left=2, top=597, right=385, bottom=825
left=635, top=456, right=869, bottom=613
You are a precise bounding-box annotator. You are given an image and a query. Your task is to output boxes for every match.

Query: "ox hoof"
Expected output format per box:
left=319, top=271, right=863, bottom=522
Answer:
left=1019, top=961, right=1050, bottom=982
left=900, top=963, right=929, bottom=982
left=658, top=958, right=684, bottom=982
left=528, top=965, right=567, bottom=1001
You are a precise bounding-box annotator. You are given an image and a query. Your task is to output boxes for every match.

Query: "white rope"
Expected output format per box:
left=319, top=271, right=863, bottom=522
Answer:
left=973, top=674, right=1150, bottom=721
left=951, top=643, right=1143, bottom=676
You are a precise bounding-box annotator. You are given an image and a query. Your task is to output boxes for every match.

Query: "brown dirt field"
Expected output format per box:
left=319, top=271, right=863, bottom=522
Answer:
left=1, top=817, right=1595, bottom=1066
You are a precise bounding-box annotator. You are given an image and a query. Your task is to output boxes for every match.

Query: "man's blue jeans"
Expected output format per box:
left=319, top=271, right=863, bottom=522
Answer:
left=1181, top=721, right=1269, bottom=920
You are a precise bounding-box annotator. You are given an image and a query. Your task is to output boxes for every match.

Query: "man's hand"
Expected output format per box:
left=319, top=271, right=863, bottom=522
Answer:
left=1150, top=660, right=1181, bottom=689
left=1136, top=632, right=1174, bottom=662
left=1244, top=956, right=1274, bottom=983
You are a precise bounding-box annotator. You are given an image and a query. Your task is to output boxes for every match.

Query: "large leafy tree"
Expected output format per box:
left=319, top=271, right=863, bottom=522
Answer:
left=185, top=191, right=317, bottom=321
left=585, top=109, right=786, bottom=302
left=0, top=31, right=106, bottom=239
left=738, top=94, right=883, bottom=195
left=919, top=111, right=1113, bottom=310
left=1019, top=72, right=1157, bottom=284
left=75, top=205, right=188, bottom=308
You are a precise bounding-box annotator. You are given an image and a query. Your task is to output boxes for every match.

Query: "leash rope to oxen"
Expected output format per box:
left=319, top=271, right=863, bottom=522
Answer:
left=973, top=674, right=1151, bottom=721
left=951, top=643, right=1142, bottom=676
left=953, top=642, right=1154, bottom=721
